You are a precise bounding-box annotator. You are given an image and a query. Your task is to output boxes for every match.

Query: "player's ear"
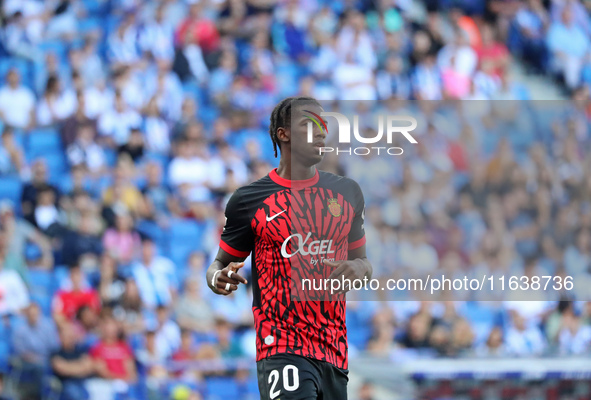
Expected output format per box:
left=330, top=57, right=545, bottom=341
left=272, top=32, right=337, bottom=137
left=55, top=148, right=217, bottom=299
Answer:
left=276, top=126, right=290, bottom=145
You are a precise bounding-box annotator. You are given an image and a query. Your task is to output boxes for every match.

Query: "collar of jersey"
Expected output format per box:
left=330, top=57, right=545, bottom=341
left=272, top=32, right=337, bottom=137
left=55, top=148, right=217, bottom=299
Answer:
left=269, top=168, right=319, bottom=190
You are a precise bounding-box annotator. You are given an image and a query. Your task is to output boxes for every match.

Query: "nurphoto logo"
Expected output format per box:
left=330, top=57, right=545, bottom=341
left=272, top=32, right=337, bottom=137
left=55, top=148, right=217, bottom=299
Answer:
left=304, top=110, right=418, bottom=156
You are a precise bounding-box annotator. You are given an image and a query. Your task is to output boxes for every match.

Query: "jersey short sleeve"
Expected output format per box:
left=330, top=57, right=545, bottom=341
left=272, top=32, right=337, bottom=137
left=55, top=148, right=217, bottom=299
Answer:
left=347, top=180, right=366, bottom=250
left=220, top=189, right=254, bottom=257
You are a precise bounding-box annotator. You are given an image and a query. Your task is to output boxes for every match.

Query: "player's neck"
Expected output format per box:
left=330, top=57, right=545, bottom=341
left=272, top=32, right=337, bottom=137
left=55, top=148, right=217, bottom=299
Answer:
left=276, top=159, right=317, bottom=181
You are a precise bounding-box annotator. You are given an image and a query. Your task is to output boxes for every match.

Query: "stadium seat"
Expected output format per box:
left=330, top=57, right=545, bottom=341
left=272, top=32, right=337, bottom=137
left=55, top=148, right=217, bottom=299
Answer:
left=239, top=377, right=260, bottom=400
left=43, top=153, right=69, bottom=177
left=0, top=176, right=23, bottom=206
left=0, top=58, right=31, bottom=85
left=52, top=265, right=69, bottom=292
left=27, top=128, right=63, bottom=157
left=28, top=269, right=54, bottom=314
left=206, top=377, right=240, bottom=400
left=168, top=219, right=205, bottom=268
left=38, top=41, right=68, bottom=63
left=136, top=219, right=168, bottom=255
left=0, top=320, right=10, bottom=373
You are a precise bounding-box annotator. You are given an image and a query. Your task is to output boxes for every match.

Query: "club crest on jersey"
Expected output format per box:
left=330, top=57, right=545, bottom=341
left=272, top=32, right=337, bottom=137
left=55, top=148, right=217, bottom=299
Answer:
left=327, top=198, right=342, bottom=217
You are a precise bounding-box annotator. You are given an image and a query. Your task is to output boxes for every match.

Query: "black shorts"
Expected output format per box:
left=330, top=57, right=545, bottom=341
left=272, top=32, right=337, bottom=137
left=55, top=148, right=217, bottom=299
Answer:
left=257, top=354, right=348, bottom=400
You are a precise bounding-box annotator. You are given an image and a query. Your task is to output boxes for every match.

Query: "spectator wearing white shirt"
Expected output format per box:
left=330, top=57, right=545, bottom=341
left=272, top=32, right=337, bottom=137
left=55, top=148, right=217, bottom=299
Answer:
left=332, top=53, right=377, bottom=101
left=142, top=97, right=170, bottom=154
left=66, top=123, right=106, bottom=175
left=0, top=251, right=30, bottom=315
left=132, top=236, right=178, bottom=310
left=98, top=92, right=142, bottom=146
left=437, top=29, right=478, bottom=78
left=153, top=305, right=181, bottom=359
left=84, top=79, right=115, bottom=120
left=412, top=52, right=443, bottom=100
left=168, top=137, right=223, bottom=202
left=336, top=10, right=377, bottom=70
left=0, top=69, right=36, bottom=130
left=107, top=12, right=141, bottom=67
left=139, top=4, right=175, bottom=62
left=505, top=312, right=547, bottom=356
left=36, top=75, right=77, bottom=127
left=558, top=313, right=591, bottom=355
left=546, top=7, right=590, bottom=89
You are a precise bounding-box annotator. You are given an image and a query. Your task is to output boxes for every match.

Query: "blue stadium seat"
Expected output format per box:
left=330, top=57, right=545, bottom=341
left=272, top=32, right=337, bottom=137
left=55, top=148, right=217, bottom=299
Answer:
left=0, top=176, right=23, bottom=206
left=206, top=377, right=240, bottom=400
left=79, top=17, right=101, bottom=33
left=0, top=319, right=10, bottom=373
left=240, top=377, right=260, bottom=399
left=43, top=153, right=69, bottom=178
left=136, top=219, right=168, bottom=255
left=27, top=128, right=63, bottom=157
left=0, top=58, right=31, bottom=85
left=168, top=219, right=205, bottom=268
left=28, top=269, right=54, bottom=314
left=52, top=265, right=69, bottom=292
left=38, top=41, right=68, bottom=63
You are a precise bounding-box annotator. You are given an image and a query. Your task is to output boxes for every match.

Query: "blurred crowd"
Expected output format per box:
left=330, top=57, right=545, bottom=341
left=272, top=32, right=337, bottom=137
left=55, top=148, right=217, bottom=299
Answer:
left=0, top=0, right=591, bottom=399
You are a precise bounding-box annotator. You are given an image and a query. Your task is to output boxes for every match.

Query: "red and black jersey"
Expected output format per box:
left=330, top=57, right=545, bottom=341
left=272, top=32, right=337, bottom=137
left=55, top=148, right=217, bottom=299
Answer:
left=220, top=168, right=365, bottom=370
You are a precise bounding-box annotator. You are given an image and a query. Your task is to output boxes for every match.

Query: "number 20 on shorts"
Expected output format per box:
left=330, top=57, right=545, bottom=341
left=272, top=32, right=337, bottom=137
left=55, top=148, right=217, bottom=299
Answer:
left=269, top=365, right=300, bottom=399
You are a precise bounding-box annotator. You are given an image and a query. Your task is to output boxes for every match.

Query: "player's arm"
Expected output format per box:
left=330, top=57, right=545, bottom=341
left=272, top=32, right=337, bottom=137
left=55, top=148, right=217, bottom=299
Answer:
left=207, top=188, right=253, bottom=296
left=206, top=248, right=248, bottom=296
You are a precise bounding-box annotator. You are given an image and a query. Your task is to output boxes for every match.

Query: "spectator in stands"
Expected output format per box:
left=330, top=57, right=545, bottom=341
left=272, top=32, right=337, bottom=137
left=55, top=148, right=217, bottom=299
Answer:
left=136, top=329, right=168, bottom=380
left=367, top=308, right=397, bottom=355
left=66, top=122, right=107, bottom=176
left=33, top=184, right=62, bottom=235
left=546, top=7, right=590, bottom=90
left=513, top=0, right=549, bottom=73
left=176, top=277, right=215, bottom=334
left=505, top=312, right=547, bottom=356
left=132, top=236, right=178, bottom=310
left=36, top=74, right=76, bottom=127
left=52, top=264, right=101, bottom=328
left=113, top=278, right=145, bottom=335
left=141, top=161, right=172, bottom=224
left=0, top=127, right=27, bottom=177
left=557, top=311, right=591, bottom=355
left=153, top=305, right=181, bottom=360
left=11, top=303, right=59, bottom=399
left=102, top=162, right=146, bottom=218
left=98, top=91, right=142, bottom=147
left=0, top=236, right=29, bottom=315
left=88, top=316, right=137, bottom=399
left=477, top=326, right=507, bottom=357
left=0, top=69, right=36, bottom=130
left=51, top=322, right=93, bottom=400
left=61, top=210, right=103, bottom=268
left=0, top=199, right=52, bottom=278
left=102, top=207, right=141, bottom=266
left=21, top=159, right=59, bottom=223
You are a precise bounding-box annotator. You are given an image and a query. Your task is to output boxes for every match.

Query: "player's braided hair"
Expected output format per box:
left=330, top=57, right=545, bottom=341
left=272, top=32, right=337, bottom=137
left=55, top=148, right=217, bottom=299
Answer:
left=269, top=97, right=321, bottom=158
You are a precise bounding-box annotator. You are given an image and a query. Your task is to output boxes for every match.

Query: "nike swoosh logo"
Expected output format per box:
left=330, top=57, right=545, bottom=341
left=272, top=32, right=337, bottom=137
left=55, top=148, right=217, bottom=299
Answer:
left=266, top=209, right=287, bottom=222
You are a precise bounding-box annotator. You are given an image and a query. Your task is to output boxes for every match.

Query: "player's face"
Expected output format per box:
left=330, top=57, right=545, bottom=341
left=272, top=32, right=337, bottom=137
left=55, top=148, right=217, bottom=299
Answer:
left=290, top=104, right=327, bottom=167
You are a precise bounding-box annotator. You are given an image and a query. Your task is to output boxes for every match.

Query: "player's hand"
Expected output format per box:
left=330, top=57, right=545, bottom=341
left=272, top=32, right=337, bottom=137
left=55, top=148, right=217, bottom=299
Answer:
left=210, top=262, right=248, bottom=296
left=324, top=259, right=371, bottom=295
